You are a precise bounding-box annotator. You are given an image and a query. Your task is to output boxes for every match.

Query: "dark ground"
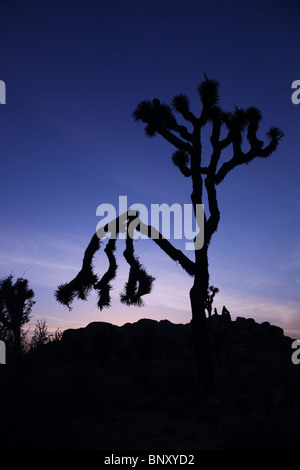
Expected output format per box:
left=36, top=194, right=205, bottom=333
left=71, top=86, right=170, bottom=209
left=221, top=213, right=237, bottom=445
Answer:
left=1, top=314, right=300, bottom=450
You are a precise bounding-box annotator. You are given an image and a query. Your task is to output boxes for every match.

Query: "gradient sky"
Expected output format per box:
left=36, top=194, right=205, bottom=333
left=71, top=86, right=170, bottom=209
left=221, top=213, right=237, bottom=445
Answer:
left=1, top=0, right=300, bottom=338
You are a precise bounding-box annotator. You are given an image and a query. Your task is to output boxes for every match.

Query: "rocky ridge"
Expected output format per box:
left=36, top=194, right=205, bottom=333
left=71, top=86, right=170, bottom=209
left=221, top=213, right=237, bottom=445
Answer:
left=1, top=314, right=300, bottom=450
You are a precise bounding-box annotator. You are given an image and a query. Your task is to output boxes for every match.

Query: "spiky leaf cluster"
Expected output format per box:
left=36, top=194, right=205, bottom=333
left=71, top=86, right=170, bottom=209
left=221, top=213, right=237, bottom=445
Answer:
left=55, top=234, right=100, bottom=309
left=133, top=98, right=179, bottom=138
left=121, top=227, right=155, bottom=306
left=171, top=150, right=191, bottom=176
left=94, top=238, right=117, bottom=310
left=120, top=265, right=155, bottom=307
left=55, top=269, right=97, bottom=309
left=172, top=94, right=190, bottom=113
left=198, top=76, right=220, bottom=111
left=266, top=126, right=284, bottom=141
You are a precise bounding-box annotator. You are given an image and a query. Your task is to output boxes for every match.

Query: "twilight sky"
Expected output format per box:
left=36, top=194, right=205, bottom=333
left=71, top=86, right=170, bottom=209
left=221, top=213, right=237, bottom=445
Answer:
left=1, top=0, right=300, bottom=338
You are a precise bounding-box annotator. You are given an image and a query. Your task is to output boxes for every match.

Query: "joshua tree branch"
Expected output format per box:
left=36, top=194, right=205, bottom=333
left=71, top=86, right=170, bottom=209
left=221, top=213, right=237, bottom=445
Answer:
left=178, top=109, right=198, bottom=126
left=132, top=216, right=195, bottom=276
left=55, top=210, right=196, bottom=311
left=214, top=133, right=282, bottom=185
left=180, top=165, right=192, bottom=177
left=120, top=217, right=155, bottom=306
left=94, top=237, right=117, bottom=310
left=172, top=123, right=194, bottom=142
left=205, top=174, right=220, bottom=244
left=209, top=116, right=223, bottom=173
left=186, top=117, right=203, bottom=214
left=98, top=212, right=195, bottom=276
left=218, top=132, right=233, bottom=150
left=172, top=94, right=198, bottom=126
left=158, top=126, right=193, bottom=153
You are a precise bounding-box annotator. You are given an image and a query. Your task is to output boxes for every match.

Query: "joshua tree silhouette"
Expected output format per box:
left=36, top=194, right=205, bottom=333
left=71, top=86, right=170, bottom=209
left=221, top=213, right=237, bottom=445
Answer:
left=0, top=275, right=35, bottom=356
left=205, top=285, right=219, bottom=318
left=55, top=75, right=283, bottom=392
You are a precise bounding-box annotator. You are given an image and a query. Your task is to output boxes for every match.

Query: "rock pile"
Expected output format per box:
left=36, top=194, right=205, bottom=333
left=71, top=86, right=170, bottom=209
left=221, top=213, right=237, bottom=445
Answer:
left=1, top=315, right=300, bottom=450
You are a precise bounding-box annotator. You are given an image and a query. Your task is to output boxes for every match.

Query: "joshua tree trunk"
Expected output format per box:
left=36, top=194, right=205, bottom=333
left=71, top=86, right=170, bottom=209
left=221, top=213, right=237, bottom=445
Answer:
left=190, top=243, right=214, bottom=393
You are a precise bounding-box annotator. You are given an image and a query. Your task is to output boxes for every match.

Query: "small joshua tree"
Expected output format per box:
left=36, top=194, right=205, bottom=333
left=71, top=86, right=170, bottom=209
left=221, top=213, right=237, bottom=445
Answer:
left=0, top=275, right=35, bottom=356
left=205, top=285, right=219, bottom=318
left=55, top=75, right=283, bottom=392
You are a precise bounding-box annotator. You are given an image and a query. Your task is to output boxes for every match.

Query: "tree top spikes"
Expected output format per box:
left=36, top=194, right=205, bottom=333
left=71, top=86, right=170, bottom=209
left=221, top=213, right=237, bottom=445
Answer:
left=172, top=94, right=190, bottom=113
left=198, top=76, right=220, bottom=109
left=246, top=106, right=262, bottom=123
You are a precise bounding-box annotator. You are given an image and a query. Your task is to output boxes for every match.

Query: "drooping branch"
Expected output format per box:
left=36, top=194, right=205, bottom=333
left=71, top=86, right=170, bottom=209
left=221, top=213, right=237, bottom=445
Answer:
left=94, top=237, right=117, bottom=310
left=120, top=217, right=155, bottom=306
left=55, top=234, right=100, bottom=309
left=55, top=212, right=128, bottom=310
left=55, top=210, right=196, bottom=311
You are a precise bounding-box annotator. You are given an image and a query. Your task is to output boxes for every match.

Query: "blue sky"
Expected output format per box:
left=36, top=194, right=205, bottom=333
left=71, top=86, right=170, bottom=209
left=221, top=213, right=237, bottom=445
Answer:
left=1, top=0, right=300, bottom=338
